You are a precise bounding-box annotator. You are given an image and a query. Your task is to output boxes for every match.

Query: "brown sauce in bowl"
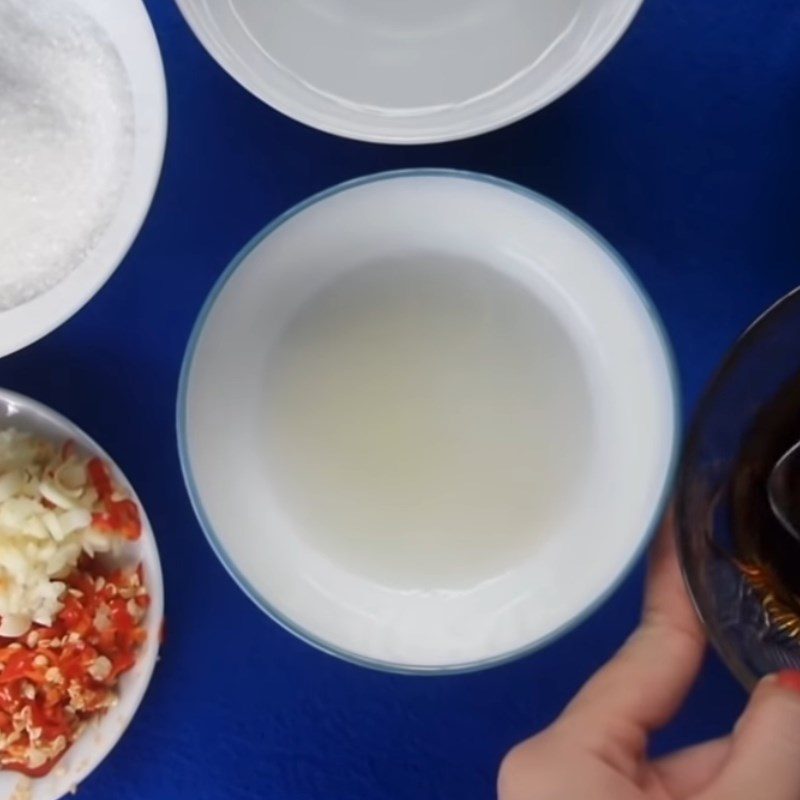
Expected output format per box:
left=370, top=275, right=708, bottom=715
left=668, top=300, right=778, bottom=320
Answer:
left=731, top=371, right=800, bottom=636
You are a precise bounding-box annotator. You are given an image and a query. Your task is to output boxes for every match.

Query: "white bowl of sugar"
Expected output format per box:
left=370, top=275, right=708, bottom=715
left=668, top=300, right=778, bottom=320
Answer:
left=179, top=171, right=678, bottom=673
left=0, top=0, right=166, bottom=357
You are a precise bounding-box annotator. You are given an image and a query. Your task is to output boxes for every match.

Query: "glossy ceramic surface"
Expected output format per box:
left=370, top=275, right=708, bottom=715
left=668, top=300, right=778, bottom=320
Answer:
left=175, top=0, right=643, bottom=143
left=179, top=170, right=677, bottom=672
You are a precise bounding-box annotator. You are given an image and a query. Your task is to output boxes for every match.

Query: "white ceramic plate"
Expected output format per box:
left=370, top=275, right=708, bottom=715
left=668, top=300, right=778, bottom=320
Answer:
left=0, top=389, right=164, bottom=800
left=0, top=0, right=167, bottom=358
left=175, top=0, right=642, bottom=143
left=178, top=171, right=678, bottom=673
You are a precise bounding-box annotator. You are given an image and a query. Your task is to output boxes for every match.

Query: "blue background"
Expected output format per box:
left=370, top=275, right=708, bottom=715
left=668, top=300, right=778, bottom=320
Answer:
left=2, top=0, right=799, bottom=797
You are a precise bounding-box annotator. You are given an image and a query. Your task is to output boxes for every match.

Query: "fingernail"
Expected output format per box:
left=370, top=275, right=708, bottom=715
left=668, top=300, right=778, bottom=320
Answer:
left=776, top=671, right=800, bottom=694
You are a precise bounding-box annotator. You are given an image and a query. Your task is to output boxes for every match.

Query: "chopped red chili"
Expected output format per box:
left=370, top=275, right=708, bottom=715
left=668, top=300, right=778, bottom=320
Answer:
left=0, top=565, right=149, bottom=776
left=88, top=458, right=142, bottom=541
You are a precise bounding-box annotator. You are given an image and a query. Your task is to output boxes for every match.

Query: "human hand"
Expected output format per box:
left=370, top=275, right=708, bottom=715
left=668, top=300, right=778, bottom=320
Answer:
left=498, top=516, right=800, bottom=799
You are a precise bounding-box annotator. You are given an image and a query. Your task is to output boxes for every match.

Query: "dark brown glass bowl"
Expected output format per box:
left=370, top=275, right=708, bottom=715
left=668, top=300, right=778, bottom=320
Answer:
left=677, top=287, right=800, bottom=689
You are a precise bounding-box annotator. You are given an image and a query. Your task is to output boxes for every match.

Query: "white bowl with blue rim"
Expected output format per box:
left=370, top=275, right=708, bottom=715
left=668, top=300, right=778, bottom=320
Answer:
left=178, top=170, right=677, bottom=673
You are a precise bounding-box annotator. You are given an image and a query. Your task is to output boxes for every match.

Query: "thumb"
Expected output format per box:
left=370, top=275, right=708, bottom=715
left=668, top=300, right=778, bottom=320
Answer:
left=702, top=672, right=800, bottom=800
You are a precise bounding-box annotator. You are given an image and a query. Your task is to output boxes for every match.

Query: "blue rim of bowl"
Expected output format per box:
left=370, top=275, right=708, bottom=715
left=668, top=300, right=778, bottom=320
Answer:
left=176, top=169, right=682, bottom=675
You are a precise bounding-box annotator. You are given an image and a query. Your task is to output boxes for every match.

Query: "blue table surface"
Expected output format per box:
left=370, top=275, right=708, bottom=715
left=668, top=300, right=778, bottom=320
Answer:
left=3, top=1, right=799, bottom=797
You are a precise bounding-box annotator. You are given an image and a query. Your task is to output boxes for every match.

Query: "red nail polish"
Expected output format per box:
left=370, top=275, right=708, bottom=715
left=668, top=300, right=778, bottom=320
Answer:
left=776, top=671, right=800, bottom=693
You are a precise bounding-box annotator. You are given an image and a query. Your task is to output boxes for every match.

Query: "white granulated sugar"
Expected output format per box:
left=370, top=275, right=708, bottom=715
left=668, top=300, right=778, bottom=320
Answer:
left=0, top=0, right=134, bottom=310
